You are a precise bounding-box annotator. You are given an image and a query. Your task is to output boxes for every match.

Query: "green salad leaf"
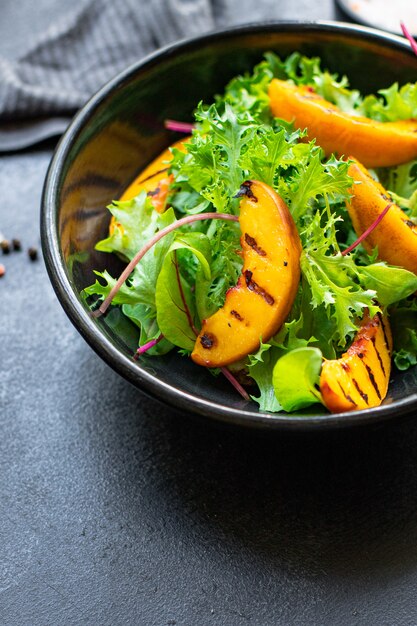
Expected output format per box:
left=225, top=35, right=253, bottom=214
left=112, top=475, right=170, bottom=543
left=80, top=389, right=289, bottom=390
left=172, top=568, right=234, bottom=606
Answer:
left=96, top=192, right=164, bottom=260
left=247, top=341, right=283, bottom=413
left=83, top=200, right=177, bottom=349
left=359, top=263, right=417, bottom=306
left=272, top=347, right=323, bottom=412
left=282, top=153, right=352, bottom=223
left=155, top=250, right=197, bottom=351
left=299, top=211, right=378, bottom=346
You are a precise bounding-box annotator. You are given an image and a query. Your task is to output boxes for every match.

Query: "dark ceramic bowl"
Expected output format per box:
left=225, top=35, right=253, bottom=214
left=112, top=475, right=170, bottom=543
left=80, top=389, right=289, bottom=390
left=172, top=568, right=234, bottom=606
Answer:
left=41, top=20, right=417, bottom=429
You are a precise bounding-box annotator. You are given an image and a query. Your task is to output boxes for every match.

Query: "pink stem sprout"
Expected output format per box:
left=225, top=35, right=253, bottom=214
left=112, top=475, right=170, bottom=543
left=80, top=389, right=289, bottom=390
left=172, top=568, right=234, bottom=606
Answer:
left=401, top=22, right=417, bottom=56
left=164, top=119, right=195, bottom=134
left=341, top=203, right=392, bottom=256
left=133, top=333, right=164, bottom=359
left=220, top=367, right=251, bottom=401
left=92, top=212, right=239, bottom=318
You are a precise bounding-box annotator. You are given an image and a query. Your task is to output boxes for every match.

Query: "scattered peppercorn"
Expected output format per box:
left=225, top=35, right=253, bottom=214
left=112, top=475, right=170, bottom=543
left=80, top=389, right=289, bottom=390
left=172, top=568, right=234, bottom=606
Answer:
left=12, top=238, right=21, bottom=251
left=1, top=239, right=10, bottom=254
left=0, top=264, right=5, bottom=277
left=28, top=247, right=38, bottom=261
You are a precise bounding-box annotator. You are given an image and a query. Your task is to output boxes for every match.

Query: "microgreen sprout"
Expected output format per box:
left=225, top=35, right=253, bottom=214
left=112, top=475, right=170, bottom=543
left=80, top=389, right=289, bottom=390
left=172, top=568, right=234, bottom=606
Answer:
left=341, top=203, right=392, bottom=256
left=401, top=22, right=417, bottom=57
left=133, top=334, right=164, bottom=359
left=164, top=119, right=195, bottom=133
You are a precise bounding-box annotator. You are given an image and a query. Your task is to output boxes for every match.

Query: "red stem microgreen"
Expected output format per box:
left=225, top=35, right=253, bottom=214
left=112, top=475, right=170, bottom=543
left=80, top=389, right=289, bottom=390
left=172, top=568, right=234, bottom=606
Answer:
left=220, top=367, right=251, bottom=401
left=133, top=333, right=164, bottom=359
left=92, top=212, right=239, bottom=318
left=341, top=203, right=392, bottom=256
left=164, top=119, right=195, bottom=134
left=401, top=22, right=417, bottom=56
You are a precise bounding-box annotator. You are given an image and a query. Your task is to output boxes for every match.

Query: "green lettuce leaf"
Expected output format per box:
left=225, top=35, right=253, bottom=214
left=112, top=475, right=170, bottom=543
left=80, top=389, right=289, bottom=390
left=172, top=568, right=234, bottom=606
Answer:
left=83, top=202, right=177, bottom=350
left=247, top=342, right=283, bottom=413
left=96, top=192, right=166, bottom=260
left=272, top=347, right=323, bottom=412
left=284, top=153, right=352, bottom=222
left=359, top=263, right=417, bottom=306
left=122, top=304, right=173, bottom=355
left=199, top=219, right=242, bottom=315
left=359, top=83, right=417, bottom=122
left=155, top=250, right=197, bottom=351
left=237, top=126, right=306, bottom=187
left=300, top=211, right=379, bottom=347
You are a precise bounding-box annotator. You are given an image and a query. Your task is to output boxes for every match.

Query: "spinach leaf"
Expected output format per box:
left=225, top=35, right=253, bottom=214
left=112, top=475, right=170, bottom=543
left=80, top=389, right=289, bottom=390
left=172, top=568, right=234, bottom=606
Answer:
left=359, top=263, right=417, bottom=306
left=272, top=347, right=323, bottom=412
left=155, top=250, right=197, bottom=351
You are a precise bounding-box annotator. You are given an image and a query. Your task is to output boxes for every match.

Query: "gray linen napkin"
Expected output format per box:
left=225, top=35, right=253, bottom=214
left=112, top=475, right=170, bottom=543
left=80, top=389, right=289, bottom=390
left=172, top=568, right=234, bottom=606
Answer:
left=0, top=0, right=215, bottom=151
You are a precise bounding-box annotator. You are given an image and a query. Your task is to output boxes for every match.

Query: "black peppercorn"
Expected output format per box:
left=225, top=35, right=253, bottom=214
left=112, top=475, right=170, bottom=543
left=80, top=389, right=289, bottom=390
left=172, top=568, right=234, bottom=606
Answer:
left=1, top=240, right=10, bottom=254
left=28, top=247, right=38, bottom=261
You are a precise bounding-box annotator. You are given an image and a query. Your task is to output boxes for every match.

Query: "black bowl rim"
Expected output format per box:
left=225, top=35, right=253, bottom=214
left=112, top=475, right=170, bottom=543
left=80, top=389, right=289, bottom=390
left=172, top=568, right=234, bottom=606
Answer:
left=41, top=19, right=417, bottom=430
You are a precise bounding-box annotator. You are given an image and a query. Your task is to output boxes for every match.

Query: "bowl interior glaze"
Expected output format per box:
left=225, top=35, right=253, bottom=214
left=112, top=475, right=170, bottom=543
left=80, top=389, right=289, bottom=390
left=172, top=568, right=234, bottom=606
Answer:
left=42, top=21, right=417, bottom=429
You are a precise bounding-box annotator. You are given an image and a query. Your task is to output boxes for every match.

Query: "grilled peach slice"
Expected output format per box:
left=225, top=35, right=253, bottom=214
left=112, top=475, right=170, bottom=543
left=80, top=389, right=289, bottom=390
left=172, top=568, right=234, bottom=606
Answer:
left=320, top=312, right=393, bottom=413
left=191, top=180, right=301, bottom=368
left=109, top=138, right=188, bottom=235
left=119, top=137, right=188, bottom=204
left=346, top=157, right=417, bottom=275
left=268, top=79, right=417, bottom=168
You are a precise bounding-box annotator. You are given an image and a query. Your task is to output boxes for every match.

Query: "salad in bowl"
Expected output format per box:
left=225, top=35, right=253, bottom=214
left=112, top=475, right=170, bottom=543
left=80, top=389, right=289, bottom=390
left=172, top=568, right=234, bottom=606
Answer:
left=83, top=49, right=417, bottom=416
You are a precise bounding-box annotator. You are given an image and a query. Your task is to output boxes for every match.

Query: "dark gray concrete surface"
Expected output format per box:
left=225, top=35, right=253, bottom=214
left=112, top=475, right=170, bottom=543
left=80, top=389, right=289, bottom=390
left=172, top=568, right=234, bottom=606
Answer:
left=4, top=3, right=417, bottom=626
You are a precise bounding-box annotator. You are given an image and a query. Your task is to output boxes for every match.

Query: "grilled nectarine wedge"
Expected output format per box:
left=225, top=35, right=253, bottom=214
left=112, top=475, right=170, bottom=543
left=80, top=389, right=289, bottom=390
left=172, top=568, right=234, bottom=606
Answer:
left=191, top=180, right=301, bottom=368
left=119, top=137, right=188, bottom=205
left=320, top=312, right=393, bottom=413
left=109, top=138, right=188, bottom=235
left=346, top=158, right=417, bottom=275
left=268, top=79, right=417, bottom=168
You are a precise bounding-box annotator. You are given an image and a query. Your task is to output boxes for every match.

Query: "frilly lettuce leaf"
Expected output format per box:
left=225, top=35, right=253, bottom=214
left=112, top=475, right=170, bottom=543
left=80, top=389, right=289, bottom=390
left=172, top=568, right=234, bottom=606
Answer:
left=359, top=83, right=417, bottom=122
left=247, top=341, right=283, bottom=413
left=96, top=191, right=172, bottom=260
left=281, top=153, right=353, bottom=223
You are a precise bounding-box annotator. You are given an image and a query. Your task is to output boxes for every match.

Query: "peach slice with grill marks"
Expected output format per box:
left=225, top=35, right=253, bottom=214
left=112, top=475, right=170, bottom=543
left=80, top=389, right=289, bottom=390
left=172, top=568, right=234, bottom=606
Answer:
left=320, top=311, right=393, bottom=413
left=109, top=138, right=188, bottom=235
left=346, top=157, right=417, bottom=275
left=268, top=79, right=417, bottom=168
left=191, top=180, right=301, bottom=368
